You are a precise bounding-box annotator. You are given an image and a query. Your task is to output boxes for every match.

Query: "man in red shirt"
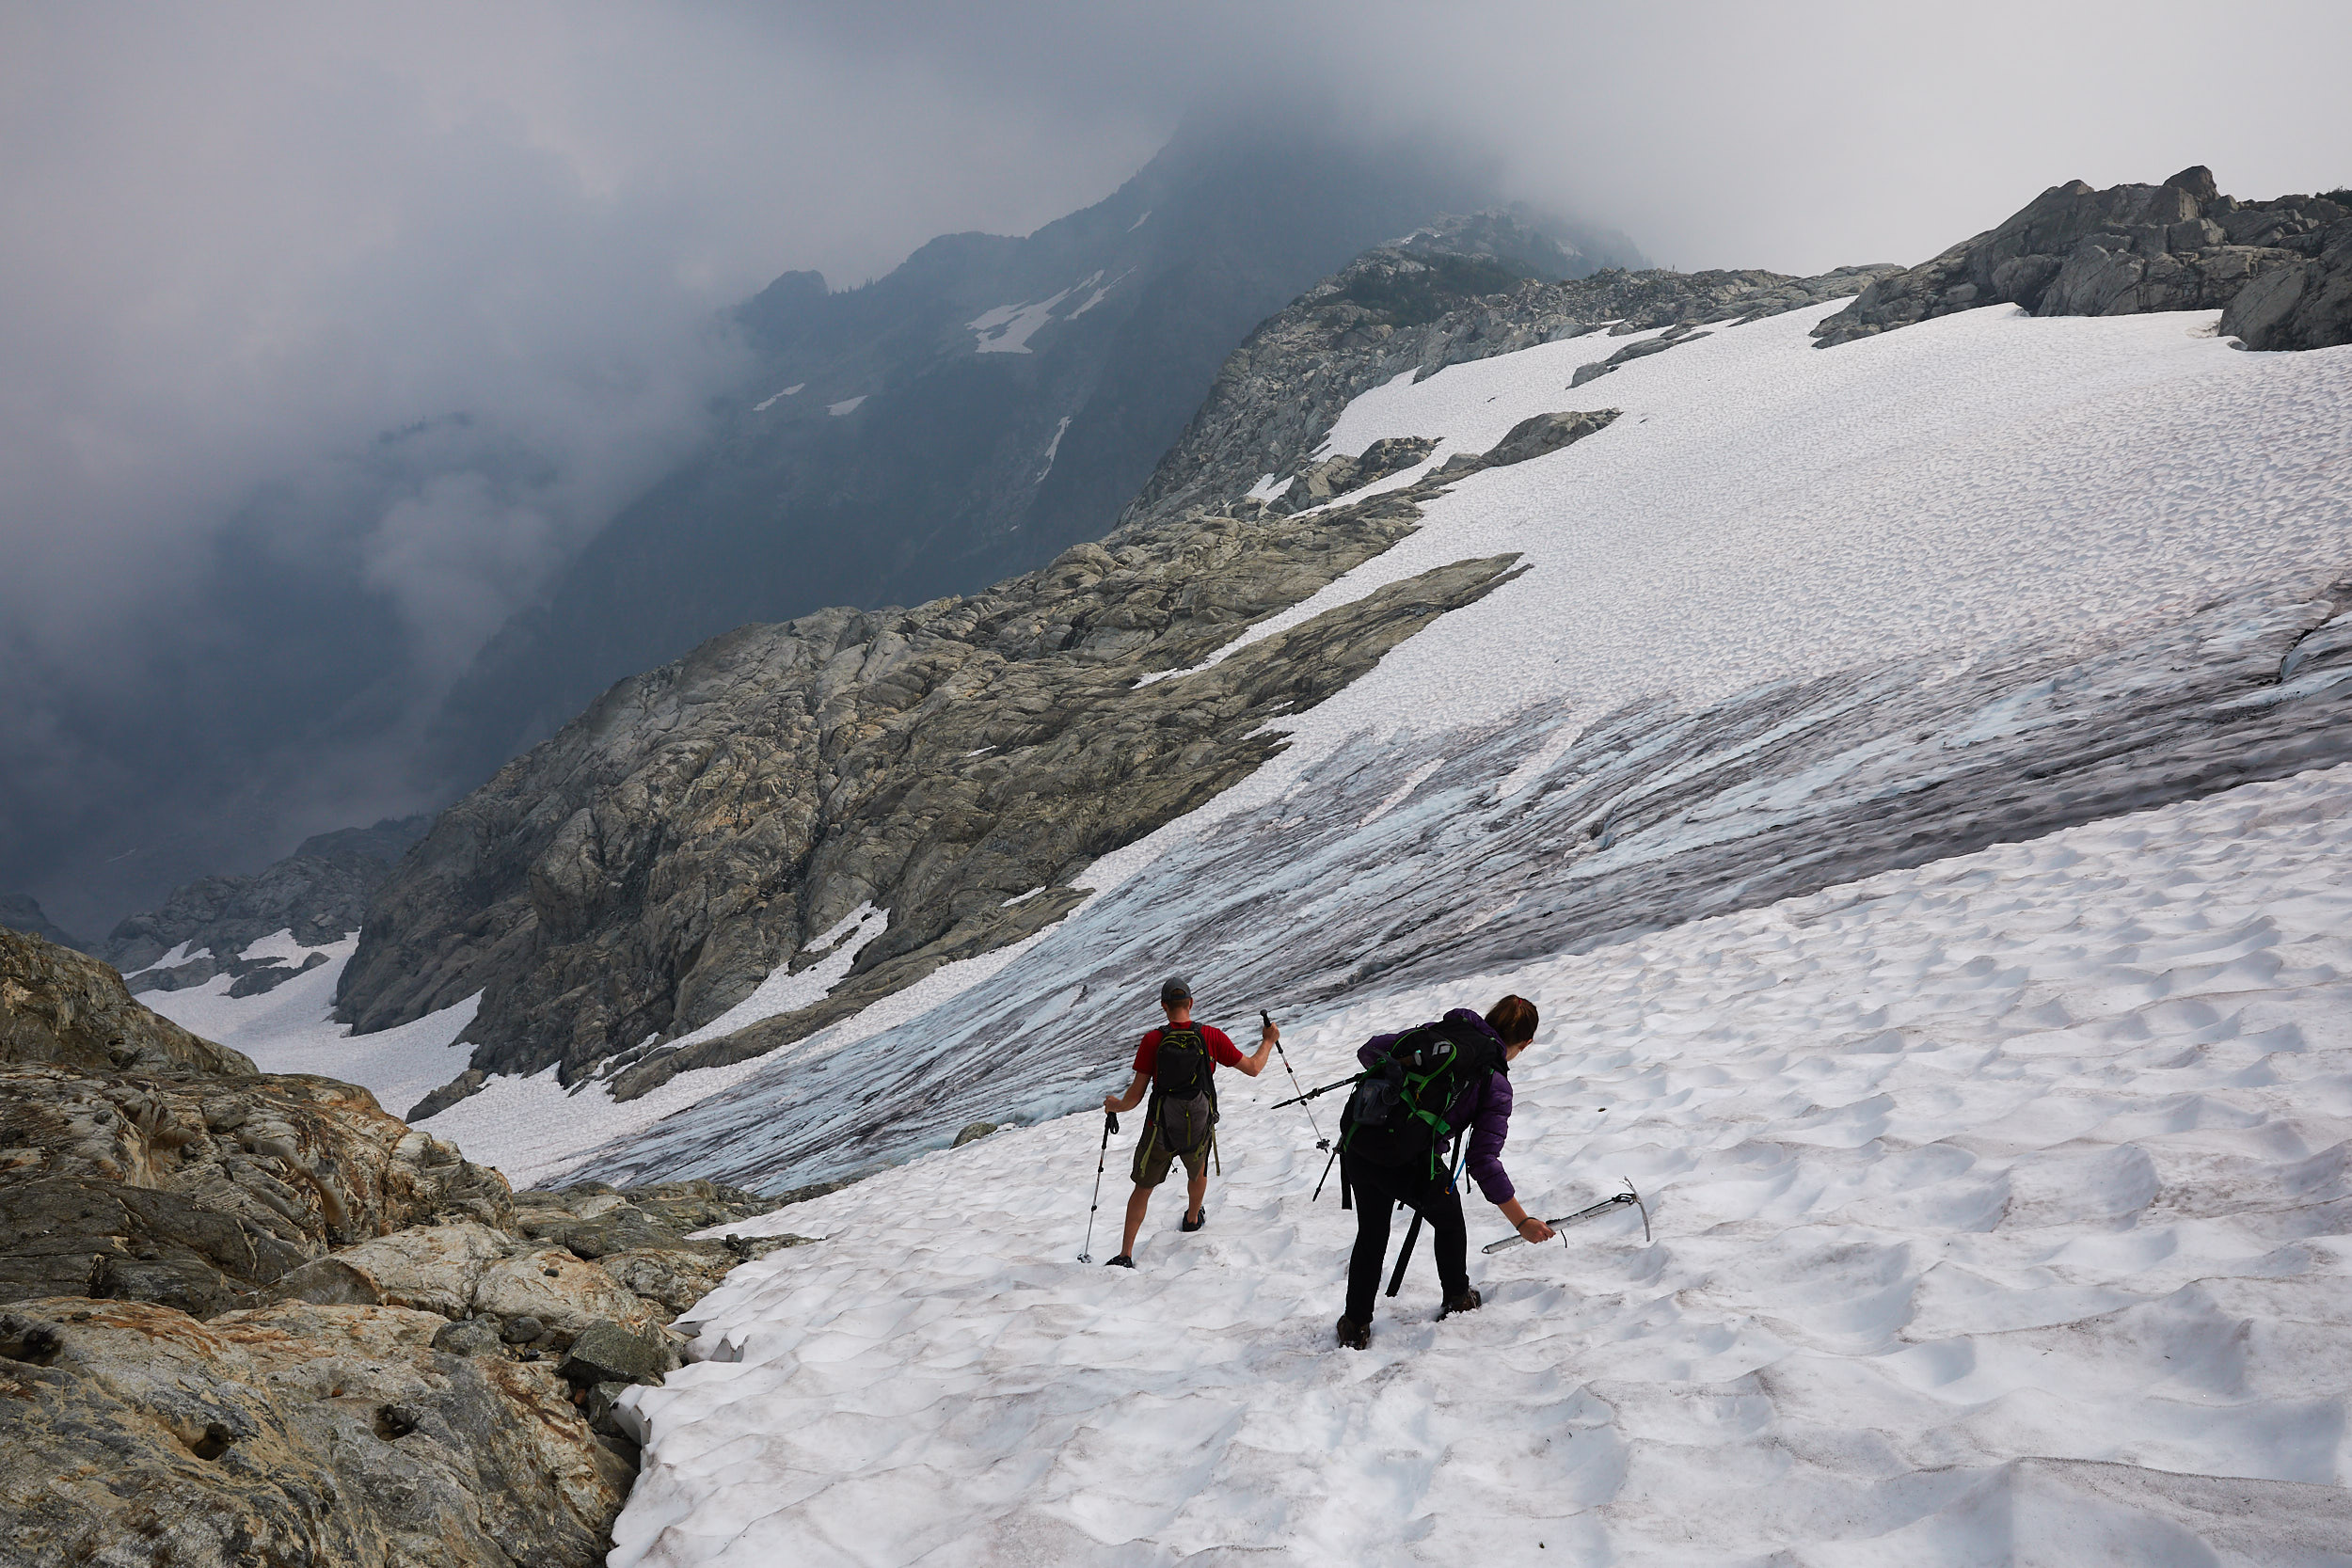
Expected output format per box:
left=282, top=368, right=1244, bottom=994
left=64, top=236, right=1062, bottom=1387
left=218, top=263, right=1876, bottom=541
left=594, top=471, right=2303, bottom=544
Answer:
left=1099, top=975, right=1277, bottom=1267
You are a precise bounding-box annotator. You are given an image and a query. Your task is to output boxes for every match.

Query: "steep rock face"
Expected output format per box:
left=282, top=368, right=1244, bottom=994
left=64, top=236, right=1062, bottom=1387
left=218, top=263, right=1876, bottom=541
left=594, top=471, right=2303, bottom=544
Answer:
left=1812, top=166, right=2352, bottom=349
left=105, top=814, right=432, bottom=991
left=342, top=481, right=1530, bottom=1095
left=1, top=925, right=255, bottom=1077
left=1115, top=232, right=1889, bottom=536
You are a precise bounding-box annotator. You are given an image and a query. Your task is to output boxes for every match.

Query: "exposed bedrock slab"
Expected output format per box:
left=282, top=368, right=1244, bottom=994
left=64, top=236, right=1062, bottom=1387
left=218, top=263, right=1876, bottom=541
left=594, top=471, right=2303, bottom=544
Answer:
left=0, top=1297, right=628, bottom=1568
left=1813, top=166, right=2352, bottom=350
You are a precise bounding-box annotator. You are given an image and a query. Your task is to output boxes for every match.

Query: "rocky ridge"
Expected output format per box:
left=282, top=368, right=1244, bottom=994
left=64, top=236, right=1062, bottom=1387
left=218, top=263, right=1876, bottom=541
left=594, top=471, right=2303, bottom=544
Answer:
left=1813, top=166, right=2352, bottom=350
left=0, top=927, right=806, bottom=1565
left=107, top=815, right=432, bottom=996
left=1115, top=226, right=1894, bottom=534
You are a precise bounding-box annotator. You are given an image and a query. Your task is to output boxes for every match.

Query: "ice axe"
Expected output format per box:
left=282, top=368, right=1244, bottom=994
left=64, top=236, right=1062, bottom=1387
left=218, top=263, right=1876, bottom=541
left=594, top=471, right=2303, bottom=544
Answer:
left=1482, top=1179, right=1651, bottom=1253
left=1077, top=1112, right=1120, bottom=1263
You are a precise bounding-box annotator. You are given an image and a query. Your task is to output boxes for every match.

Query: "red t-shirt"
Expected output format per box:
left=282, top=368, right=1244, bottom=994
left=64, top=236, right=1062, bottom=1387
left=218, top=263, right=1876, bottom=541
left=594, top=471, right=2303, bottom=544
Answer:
left=1133, top=1023, right=1242, bottom=1079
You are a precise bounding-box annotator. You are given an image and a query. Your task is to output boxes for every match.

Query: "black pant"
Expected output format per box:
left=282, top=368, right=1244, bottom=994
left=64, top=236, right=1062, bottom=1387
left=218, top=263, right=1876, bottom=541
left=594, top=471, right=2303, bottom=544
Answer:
left=1343, top=1153, right=1470, bottom=1323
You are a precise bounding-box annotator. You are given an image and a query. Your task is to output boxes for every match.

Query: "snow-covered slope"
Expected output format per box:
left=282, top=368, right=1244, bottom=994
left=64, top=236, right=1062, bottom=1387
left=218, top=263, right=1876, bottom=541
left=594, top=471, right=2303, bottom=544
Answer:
left=543, top=298, right=2351, bottom=1193
left=611, top=763, right=2352, bottom=1566
left=139, top=931, right=476, bottom=1118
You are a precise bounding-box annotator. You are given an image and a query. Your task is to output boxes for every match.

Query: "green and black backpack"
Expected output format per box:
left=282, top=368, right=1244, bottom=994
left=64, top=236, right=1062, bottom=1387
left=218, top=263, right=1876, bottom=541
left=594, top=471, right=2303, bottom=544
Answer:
left=1339, top=1015, right=1506, bottom=1180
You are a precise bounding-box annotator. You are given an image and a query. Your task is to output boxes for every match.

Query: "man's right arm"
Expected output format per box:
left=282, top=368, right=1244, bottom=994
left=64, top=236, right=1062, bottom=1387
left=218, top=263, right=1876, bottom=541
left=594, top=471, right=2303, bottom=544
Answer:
left=1104, top=1069, right=1149, bottom=1115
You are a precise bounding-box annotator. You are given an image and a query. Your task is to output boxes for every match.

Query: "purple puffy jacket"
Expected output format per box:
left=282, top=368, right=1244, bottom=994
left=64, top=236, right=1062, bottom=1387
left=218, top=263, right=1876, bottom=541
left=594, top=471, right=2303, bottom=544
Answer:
left=1357, top=1006, right=1517, bottom=1204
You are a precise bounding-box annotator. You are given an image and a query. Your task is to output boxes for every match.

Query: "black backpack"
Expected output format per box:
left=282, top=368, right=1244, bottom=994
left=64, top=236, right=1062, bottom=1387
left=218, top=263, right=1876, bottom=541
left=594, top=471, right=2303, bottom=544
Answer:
left=1340, top=1015, right=1506, bottom=1180
left=1151, top=1023, right=1219, bottom=1151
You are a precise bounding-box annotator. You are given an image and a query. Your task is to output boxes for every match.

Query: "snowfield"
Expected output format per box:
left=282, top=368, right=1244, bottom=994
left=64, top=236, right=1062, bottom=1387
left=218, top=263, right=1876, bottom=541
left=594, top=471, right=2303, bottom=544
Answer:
left=139, top=933, right=476, bottom=1118
left=612, top=763, right=2352, bottom=1566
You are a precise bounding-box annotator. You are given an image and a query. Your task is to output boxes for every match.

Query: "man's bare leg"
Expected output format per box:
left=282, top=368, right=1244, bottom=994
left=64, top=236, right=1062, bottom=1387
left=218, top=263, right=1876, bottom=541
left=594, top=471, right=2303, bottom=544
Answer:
left=1185, top=1167, right=1208, bottom=1226
left=1120, top=1184, right=1151, bottom=1257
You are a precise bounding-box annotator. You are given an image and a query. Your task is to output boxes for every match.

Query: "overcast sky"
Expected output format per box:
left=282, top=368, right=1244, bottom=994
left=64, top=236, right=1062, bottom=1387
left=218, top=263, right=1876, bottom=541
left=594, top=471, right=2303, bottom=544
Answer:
left=3, top=0, right=2347, bottom=933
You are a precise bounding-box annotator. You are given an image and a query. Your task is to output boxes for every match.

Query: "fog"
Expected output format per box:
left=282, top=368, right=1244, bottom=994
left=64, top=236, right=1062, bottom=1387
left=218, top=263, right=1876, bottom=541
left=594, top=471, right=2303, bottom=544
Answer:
left=3, top=0, right=2345, bottom=936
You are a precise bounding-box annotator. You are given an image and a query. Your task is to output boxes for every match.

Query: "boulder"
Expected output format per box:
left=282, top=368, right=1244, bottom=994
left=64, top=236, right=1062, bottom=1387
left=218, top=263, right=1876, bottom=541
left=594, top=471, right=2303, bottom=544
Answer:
left=0, top=1296, right=627, bottom=1568
left=268, top=1218, right=511, bottom=1318
left=471, top=1247, right=667, bottom=1346
left=431, top=1315, right=505, bottom=1357
left=952, top=1120, right=1001, bottom=1147
left=592, top=1247, right=739, bottom=1315
left=559, top=1318, right=675, bottom=1386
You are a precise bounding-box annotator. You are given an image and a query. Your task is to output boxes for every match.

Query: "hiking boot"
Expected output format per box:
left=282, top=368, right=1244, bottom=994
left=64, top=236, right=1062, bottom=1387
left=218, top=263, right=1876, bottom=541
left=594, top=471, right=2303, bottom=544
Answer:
left=1180, top=1207, right=1206, bottom=1233
left=1105, top=1254, right=1135, bottom=1269
left=1440, top=1289, right=1482, bottom=1318
left=1334, top=1316, right=1370, bottom=1351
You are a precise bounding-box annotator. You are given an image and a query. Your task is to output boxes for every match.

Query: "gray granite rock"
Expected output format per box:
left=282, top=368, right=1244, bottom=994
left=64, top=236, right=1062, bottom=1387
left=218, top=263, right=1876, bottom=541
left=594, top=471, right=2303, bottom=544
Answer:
left=1813, top=167, right=2351, bottom=349
left=0, top=1297, right=628, bottom=1568
left=560, top=1318, right=675, bottom=1386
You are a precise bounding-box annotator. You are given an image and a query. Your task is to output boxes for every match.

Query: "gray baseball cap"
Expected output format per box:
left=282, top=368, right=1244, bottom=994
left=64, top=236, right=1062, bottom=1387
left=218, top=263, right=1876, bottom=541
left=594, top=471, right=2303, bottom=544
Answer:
left=1160, top=975, right=1192, bottom=1006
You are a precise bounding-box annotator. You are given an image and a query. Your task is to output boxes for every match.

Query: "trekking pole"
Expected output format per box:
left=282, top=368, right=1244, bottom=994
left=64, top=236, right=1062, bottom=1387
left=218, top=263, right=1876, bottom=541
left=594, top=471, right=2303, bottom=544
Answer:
left=1262, top=1009, right=1328, bottom=1152
left=1077, top=1112, right=1120, bottom=1263
left=1481, top=1180, right=1650, bottom=1254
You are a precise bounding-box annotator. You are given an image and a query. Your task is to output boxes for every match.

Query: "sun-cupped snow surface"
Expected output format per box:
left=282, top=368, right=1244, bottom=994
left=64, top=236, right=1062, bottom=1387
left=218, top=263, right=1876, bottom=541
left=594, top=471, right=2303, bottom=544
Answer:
left=611, top=765, right=2352, bottom=1566
left=138, top=933, right=477, bottom=1118
left=1159, top=305, right=2349, bottom=700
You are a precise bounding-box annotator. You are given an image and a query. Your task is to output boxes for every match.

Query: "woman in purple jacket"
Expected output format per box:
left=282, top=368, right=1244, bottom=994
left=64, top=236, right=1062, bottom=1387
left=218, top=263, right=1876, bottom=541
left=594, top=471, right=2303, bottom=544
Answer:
left=1336, top=994, right=1553, bottom=1350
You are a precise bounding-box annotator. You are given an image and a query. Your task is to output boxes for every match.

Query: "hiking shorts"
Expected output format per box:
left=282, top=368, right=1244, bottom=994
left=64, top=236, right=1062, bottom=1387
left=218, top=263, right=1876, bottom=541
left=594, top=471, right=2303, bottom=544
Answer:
left=1132, top=1128, right=1211, bottom=1188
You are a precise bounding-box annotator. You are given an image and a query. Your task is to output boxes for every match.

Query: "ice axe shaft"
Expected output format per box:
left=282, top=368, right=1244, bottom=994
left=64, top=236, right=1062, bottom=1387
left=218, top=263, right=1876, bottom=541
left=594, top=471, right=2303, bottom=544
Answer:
left=1270, top=1075, right=1356, bottom=1110
left=1482, top=1180, right=1650, bottom=1254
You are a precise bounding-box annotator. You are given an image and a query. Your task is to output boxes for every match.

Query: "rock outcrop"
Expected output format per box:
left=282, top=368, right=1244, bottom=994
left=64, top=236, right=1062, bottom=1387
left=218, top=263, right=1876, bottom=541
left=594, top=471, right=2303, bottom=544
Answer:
left=1, top=924, right=255, bottom=1077
left=0, top=1297, right=632, bottom=1568
left=1812, top=166, right=2352, bottom=350
left=0, top=928, right=803, bottom=1563
left=105, top=814, right=432, bottom=992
